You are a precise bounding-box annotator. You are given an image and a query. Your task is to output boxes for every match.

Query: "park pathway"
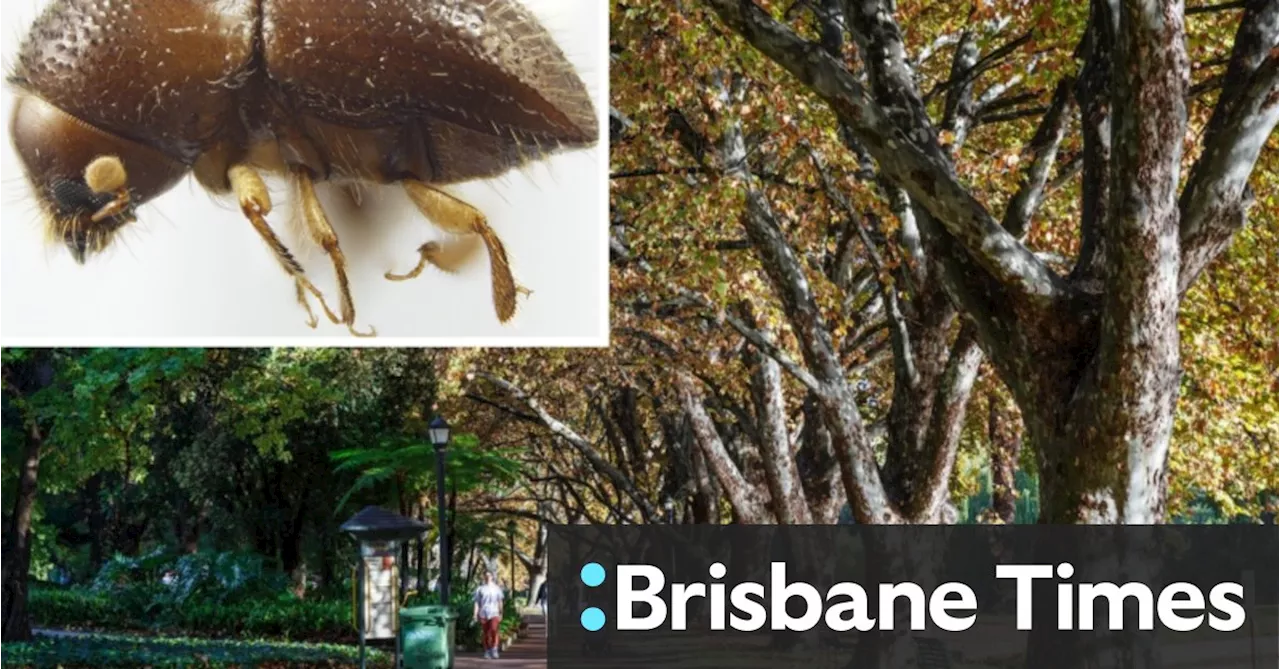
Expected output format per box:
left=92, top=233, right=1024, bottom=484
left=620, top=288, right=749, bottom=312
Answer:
left=453, top=614, right=546, bottom=669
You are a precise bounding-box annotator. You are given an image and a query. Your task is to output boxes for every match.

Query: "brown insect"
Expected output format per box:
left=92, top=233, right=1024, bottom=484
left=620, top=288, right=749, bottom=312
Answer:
left=9, top=0, right=598, bottom=336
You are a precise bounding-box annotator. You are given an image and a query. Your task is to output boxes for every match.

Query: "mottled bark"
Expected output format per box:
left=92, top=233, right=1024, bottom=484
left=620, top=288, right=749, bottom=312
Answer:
left=988, top=399, right=1024, bottom=524
left=745, top=330, right=813, bottom=524
left=1072, top=0, right=1117, bottom=283
left=1092, top=0, right=1187, bottom=524
left=525, top=524, right=548, bottom=607
left=913, top=329, right=985, bottom=520
left=677, top=373, right=773, bottom=523
left=1178, top=0, right=1278, bottom=291
left=735, top=158, right=899, bottom=523
left=652, top=13, right=1015, bottom=528
left=699, top=0, right=1276, bottom=531
left=689, top=446, right=721, bottom=523
left=705, top=0, right=1065, bottom=301
left=1003, top=79, right=1075, bottom=238
left=795, top=393, right=842, bottom=523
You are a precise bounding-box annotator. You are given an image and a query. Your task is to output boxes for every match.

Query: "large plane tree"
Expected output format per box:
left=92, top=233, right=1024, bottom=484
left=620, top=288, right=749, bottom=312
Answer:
left=609, top=0, right=1276, bottom=524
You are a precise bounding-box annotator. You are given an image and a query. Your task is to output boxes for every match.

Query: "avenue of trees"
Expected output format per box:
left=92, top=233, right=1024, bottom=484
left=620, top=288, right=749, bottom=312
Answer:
left=607, top=0, right=1277, bottom=524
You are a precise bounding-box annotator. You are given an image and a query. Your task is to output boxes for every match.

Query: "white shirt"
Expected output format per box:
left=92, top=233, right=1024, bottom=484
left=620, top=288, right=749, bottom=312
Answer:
left=474, top=583, right=505, bottom=619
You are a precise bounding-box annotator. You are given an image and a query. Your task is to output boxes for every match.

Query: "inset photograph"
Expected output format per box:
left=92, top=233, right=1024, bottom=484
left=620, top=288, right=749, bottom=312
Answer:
left=1, top=0, right=607, bottom=343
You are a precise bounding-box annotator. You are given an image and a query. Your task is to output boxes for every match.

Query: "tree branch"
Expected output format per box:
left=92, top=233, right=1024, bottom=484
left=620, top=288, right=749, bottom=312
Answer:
left=676, top=373, right=773, bottom=523
left=1002, top=78, right=1075, bottom=237
left=473, top=372, right=659, bottom=522
left=674, top=287, right=825, bottom=393
left=912, top=326, right=984, bottom=520
left=1186, top=1, right=1247, bottom=15
left=702, top=0, right=1065, bottom=303
left=1179, top=0, right=1279, bottom=292
left=809, top=148, right=918, bottom=386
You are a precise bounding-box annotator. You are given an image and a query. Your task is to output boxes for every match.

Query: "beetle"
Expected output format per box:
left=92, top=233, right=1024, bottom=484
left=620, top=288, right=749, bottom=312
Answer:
left=8, top=0, right=598, bottom=336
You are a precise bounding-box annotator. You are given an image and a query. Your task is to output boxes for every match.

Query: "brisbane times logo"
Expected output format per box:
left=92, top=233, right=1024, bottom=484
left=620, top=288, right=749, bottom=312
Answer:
left=573, top=561, right=1247, bottom=634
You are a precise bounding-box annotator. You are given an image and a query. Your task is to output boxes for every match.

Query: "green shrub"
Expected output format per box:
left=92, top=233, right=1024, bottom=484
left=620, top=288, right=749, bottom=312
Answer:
left=2, top=633, right=390, bottom=668
left=90, top=549, right=174, bottom=593
left=28, top=587, right=120, bottom=630
left=30, top=584, right=354, bottom=643
left=164, top=551, right=287, bottom=606
left=32, top=552, right=523, bottom=647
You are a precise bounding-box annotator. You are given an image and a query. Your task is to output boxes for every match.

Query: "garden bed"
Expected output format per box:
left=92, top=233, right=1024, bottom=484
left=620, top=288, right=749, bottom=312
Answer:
left=3, top=632, right=391, bottom=668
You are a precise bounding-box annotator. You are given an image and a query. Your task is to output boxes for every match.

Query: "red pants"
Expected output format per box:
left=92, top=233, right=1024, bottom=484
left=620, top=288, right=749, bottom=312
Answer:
left=481, top=616, right=501, bottom=650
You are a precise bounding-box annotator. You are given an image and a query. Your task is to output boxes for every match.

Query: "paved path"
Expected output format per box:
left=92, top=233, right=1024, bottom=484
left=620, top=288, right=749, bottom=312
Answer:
left=454, top=615, right=546, bottom=669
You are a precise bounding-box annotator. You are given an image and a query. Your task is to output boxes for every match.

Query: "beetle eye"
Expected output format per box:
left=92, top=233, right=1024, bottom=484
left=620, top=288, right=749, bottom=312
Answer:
left=48, top=178, right=114, bottom=217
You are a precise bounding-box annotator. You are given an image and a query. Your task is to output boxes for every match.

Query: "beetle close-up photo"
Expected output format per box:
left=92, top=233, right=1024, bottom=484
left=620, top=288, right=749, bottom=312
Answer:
left=0, top=0, right=606, bottom=342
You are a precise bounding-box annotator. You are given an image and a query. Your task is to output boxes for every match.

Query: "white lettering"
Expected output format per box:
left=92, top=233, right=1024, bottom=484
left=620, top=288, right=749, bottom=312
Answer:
left=996, top=564, right=1053, bottom=630
left=824, top=582, right=875, bottom=632
left=1156, top=583, right=1205, bottom=632
left=930, top=583, right=977, bottom=632
left=1208, top=582, right=1246, bottom=632
left=1079, top=582, right=1153, bottom=631
left=770, top=562, right=823, bottom=631
left=617, top=565, right=666, bottom=631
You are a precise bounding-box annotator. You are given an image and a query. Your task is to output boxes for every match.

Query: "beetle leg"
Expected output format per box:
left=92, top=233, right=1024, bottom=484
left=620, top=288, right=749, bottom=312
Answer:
left=89, top=192, right=133, bottom=223
left=388, top=180, right=523, bottom=323
left=292, top=170, right=376, bottom=338
left=384, top=235, right=484, bottom=280
left=227, top=165, right=341, bottom=329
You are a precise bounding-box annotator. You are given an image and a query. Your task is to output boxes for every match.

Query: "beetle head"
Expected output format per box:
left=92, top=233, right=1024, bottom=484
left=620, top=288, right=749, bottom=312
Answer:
left=10, top=95, right=188, bottom=263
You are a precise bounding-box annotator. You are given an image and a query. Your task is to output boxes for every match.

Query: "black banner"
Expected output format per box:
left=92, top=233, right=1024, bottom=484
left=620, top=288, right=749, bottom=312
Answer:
left=547, top=525, right=1277, bottom=668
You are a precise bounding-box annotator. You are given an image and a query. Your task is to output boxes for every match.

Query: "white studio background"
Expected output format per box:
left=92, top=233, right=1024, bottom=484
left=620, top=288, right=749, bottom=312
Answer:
left=0, top=0, right=607, bottom=344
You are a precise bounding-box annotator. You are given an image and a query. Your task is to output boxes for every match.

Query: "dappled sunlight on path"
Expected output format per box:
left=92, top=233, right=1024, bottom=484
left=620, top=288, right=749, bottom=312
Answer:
left=454, top=614, right=546, bottom=669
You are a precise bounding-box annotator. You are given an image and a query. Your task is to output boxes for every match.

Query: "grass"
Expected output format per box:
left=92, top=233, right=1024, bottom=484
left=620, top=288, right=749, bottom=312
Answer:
left=2, top=632, right=392, bottom=668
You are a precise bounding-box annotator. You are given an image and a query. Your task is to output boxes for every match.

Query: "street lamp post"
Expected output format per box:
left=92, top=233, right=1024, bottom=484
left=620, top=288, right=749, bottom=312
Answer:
left=506, top=519, right=517, bottom=598
left=428, top=415, right=451, bottom=607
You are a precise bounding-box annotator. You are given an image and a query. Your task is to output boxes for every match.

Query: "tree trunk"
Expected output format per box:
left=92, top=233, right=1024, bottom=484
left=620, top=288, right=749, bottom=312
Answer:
left=744, top=332, right=813, bottom=523
left=85, top=474, right=106, bottom=569
left=319, top=530, right=336, bottom=589
left=796, top=392, right=842, bottom=523
left=988, top=398, right=1023, bottom=524
left=2, top=353, right=55, bottom=643
left=525, top=523, right=548, bottom=607
left=281, top=504, right=307, bottom=575
left=689, top=446, right=720, bottom=523
left=180, top=507, right=202, bottom=554
left=2, top=419, right=44, bottom=642
left=677, top=373, right=773, bottom=523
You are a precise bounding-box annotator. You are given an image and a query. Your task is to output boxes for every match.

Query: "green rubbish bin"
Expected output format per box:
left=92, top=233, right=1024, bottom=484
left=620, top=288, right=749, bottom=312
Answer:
left=401, top=605, right=457, bottom=669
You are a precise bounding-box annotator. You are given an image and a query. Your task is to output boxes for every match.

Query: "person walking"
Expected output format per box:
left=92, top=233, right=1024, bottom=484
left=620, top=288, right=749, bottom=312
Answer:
left=536, top=580, right=548, bottom=621
left=473, top=571, right=505, bottom=659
